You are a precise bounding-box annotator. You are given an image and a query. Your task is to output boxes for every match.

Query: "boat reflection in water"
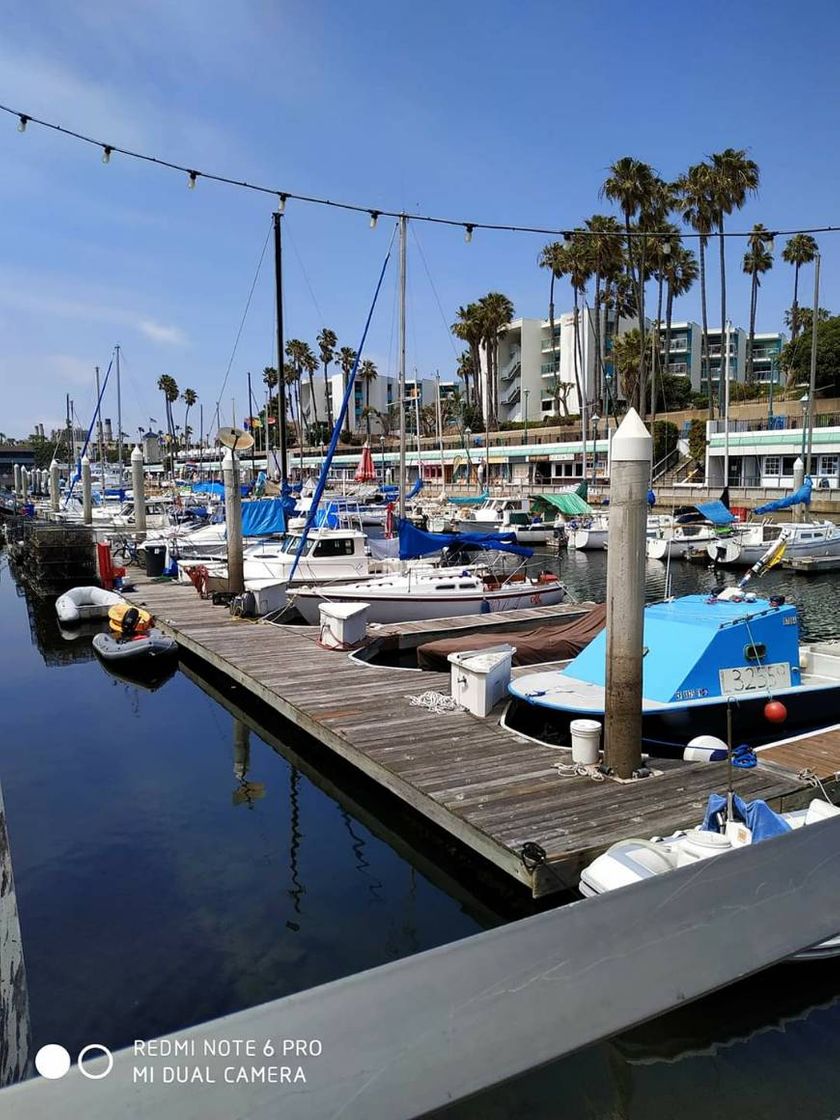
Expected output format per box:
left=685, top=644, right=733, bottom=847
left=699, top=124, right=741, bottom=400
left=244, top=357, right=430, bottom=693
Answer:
left=94, top=654, right=179, bottom=694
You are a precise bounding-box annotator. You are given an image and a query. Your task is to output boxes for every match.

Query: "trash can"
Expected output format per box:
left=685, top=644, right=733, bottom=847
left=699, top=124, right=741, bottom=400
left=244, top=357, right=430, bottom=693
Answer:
left=145, top=544, right=167, bottom=577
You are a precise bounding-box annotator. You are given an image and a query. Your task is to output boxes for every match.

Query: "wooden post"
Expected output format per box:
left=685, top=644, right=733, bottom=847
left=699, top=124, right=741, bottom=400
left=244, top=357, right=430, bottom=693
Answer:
left=603, top=408, right=651, bottom=778
left=81, top=455, right=92, bottom=525
left=49, top=460, right=59, bottom=513
left=223, top=448, right=244, bottom=594
left=131, top=446, right=146, bottom=533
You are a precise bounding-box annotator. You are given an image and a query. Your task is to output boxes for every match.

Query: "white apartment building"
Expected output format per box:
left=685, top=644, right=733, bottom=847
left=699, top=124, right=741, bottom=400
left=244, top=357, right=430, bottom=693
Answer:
left=658, top=322, right=786, bottom=394
left=488, top=309, right=634, bottom=423
left=299, top=372, right=460, bottom=436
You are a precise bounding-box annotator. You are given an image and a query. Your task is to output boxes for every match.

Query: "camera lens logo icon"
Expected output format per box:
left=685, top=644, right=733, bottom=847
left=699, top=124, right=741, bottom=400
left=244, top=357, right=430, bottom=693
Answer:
left=35, top=1044, right=114, bottom=1080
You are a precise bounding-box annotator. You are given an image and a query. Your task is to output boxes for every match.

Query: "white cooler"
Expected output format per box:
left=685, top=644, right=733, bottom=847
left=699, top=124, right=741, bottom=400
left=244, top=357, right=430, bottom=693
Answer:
left=448, top=645, right=516, bottom=717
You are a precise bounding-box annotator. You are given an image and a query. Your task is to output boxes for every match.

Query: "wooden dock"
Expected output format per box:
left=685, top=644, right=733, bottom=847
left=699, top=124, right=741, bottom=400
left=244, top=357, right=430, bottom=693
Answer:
left=126, top=576, right=833, bottom=897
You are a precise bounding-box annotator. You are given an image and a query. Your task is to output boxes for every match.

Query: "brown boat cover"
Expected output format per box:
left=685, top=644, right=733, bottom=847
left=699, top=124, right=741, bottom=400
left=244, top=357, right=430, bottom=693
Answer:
left=416, top=603, right=607, bottom=670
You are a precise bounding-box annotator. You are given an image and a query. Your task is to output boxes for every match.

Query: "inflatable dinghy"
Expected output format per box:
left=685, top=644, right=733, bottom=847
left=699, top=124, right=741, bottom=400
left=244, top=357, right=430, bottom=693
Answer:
left=56, top=586, right=124, bottom=625
left=93, top=628, right=178, bottom=663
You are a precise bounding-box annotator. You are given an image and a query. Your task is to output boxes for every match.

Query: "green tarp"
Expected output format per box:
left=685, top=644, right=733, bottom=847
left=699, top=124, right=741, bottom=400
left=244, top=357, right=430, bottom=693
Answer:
left=532, top=491, right=593, bottom=517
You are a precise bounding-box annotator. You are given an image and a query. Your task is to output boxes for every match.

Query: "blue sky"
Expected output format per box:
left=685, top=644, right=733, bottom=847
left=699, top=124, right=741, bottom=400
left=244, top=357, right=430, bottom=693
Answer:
left=1, top=0, right=839, bottom=439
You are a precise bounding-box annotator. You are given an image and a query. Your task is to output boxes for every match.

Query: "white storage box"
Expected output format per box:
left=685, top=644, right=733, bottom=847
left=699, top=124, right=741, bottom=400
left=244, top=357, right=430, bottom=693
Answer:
left=448, top=644, right=516, bottom=717
left=319, top=601, right=369, bottom=649
left=247, top=579, right=288, bottom=616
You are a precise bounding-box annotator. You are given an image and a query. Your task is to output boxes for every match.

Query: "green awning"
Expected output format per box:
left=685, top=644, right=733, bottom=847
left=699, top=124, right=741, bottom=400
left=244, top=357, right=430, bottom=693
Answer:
left=532, top=491, right=593, bottom=517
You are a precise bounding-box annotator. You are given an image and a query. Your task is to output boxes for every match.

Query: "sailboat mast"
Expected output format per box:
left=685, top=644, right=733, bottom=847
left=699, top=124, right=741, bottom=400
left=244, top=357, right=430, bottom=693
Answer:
left=95, top=365, right=106, bottom=478
left=273, top=209, right=289, bottom=485
left=115, top=344, right=123, bottom=482
left=398, top=214, right=407, bottom=521
left=436, top=371, right=445, bottom=492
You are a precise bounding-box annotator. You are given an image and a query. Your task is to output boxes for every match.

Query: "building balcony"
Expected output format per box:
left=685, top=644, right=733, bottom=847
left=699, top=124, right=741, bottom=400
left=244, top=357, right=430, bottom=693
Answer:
left=541, top=338, right=561, bottom=353
left=499, top=349, right=522, bottom=380
left=540, top=361, right=560, bottom=376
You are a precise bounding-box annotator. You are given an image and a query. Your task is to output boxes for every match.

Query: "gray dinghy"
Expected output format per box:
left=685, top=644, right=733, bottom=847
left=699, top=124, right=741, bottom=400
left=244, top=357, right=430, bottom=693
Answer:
left=93, top=628, right=178, bottom=663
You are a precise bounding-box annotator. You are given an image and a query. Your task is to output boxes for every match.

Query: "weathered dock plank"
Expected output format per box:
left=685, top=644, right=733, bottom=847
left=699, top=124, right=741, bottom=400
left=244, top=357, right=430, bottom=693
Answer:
left=128, top=576, right=807, bottom=896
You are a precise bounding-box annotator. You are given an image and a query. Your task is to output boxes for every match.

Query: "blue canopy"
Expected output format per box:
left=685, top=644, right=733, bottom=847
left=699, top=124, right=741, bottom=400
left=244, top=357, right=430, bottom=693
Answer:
left=754, top=477, right=812, bottom=515
left=191, top=480, right=224, bottom=496
left=397, top=518, right=533, bottom=560
left=447, top=491, right=490, bottom=507
left=241, top=497, right=286, bottom=537
left=702, top=793, right=791, bottom=842
left=694, top=499, right=737, bottom=526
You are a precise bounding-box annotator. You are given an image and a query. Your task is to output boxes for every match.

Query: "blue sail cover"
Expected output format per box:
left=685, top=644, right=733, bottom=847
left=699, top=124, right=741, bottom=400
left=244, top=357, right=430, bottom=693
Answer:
left=397, top=518, right=533, bottom=560
left=191, top=480, right=224, bottom=496
left=754, top=477, right=812, bottom=515
left=447, top=490, right=490, bottom=506
left=693, top=499, right=737, bottom=526
left=405, top=477, right=424, bottom=500
left=241, top=497, right=286, bottom=537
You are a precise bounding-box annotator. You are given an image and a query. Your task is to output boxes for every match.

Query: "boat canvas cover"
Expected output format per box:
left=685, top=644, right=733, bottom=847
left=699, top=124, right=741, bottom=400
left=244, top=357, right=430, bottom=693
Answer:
left=692, top=499, right=737, bottom=526
left=532, top=492, right=592, bottom=517
left=702, top=793, right=791, bottom=841
left=447, top=491, right=490, bottom=507
left=396, top=518, right=533, bottom=560
left=241, top=497, right=286, bottom=537
left=563, top=595, right=800, bottom=704
left=754, top=477, right=813, bottom=515
left=416, top=603, right=606, bottom=670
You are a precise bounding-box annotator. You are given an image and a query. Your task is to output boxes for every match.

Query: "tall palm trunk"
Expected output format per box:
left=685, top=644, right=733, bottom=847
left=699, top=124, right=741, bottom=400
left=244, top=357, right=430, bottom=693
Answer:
left=699, top=238, right=712, bottom=420
left=592, top=272, right=603, bottom=411
left=307, top=369, right=319, bottom=431
left=718, top=221, right=727, bottom=414
left=664, top=280, right=675, bottom=395
left=637, top=237, right=648, bottom=418
left=651, top=270, right=664, bottom=426
left=747, top=270, right=758, bottom=383
left=365, top=379, right=372, bottom=437
left=571, top=292, right=584, bottom=428
left=323, top=361, right=333, bottom=432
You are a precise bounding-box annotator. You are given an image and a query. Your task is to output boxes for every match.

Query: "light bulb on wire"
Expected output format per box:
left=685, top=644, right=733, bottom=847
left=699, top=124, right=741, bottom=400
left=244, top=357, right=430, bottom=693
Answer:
left=17, top=115, right=28, bottom=133
left=187, top=170, right=198, bottom=190
left=369, top=210, right=379, bottom=230
left=102, top=145, right=112, bottom=165
left=277, top=193, right=287, bottom=214
left=464, top=224, right=474, bottom=244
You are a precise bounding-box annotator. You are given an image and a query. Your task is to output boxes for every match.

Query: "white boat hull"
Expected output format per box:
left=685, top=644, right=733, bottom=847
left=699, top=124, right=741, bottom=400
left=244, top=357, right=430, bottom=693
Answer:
left=293, top=581, right=567, bottom=625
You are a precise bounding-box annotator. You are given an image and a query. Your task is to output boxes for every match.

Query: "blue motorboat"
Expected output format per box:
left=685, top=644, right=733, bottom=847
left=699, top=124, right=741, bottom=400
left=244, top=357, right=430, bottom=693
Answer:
left=504, top=590, right=840, bottom=756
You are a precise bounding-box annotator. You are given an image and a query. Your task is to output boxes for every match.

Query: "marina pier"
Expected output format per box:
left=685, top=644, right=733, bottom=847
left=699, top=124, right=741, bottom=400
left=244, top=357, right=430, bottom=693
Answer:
left=124, top=575, right=840, bottom=897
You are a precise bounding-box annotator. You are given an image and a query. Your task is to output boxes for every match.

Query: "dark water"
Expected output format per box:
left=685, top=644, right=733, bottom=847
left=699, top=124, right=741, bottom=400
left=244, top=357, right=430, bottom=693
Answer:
left=3, top=548, right=840, bottom=1117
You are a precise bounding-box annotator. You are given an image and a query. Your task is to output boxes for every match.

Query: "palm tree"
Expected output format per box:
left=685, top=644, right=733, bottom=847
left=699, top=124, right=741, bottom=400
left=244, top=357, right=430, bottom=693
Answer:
left=676, top=163, right=716, bottom=415
left=283, top=362, right=301, bottom=447
left=742, top=225, right=774, bottom=383
left=358, top=359, right=379, bottom=436
left=648, top=222, right=681, bottom=426
left=302, top=349, right=319, bottom=441
left=317, top=328, right=338, bottom=432
left=451, top=305, right=484, bottom=411
left=285, top=340, right=319, bottom=438
left=583, top=214, right=625, bottom=411
left=610, top=329, right=643, bottom=406
left=563, top=232, right=595, bottom=416
left=456, top=350, right=474, bottom=404
left=336, top=346, right=357, bottom=438
left=601, top=157, right=658, bottom=411
left=781, top=234, right=819, bottom=380
left=538, top=241, right=568, bottom=422
left=156, top=374, right=179, bottom=474
left=181, top=388, right=197, bottom=449
left=476, top=292, right=514, bottom=422
left=708, top=148, right=760, bottom=407
left=660, top=243, right=699, bottom=397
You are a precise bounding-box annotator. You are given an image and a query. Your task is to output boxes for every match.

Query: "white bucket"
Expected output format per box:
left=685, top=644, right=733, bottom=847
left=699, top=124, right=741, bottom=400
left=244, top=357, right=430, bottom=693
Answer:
left=570, top=718, right=602, bottom=765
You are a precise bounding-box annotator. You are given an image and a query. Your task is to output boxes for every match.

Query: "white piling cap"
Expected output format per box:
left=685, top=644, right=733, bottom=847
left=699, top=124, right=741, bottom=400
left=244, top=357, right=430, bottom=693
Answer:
left=49, top=459, right=58, bottom=470
left=81, top=454, right=90, bottom=466
left=794, top=456, right=804, bottom=469
left=222, top=447, right=235, bottom=465
left=610, top=408, right=652, bottom=463
left=131, top=445, right=144, bottom=462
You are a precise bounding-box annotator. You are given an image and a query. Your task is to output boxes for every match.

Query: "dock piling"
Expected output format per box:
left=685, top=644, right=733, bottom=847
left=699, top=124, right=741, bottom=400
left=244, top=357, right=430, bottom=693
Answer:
left=12, top=464, right=21, bottom=500
left=81, top=455, right=92, bottom=525
left=131, top=446, right=146, bottom=533
left=603, top=408, right=651, bottom=779
left=223, top=447, right=244, bottom=594
left=49, top=461, right=59, bottom=513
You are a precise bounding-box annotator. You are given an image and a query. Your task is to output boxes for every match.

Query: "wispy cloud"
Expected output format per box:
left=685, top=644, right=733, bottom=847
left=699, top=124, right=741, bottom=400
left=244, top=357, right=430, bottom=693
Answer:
left=138, top=319, right=187, bottom=345
left=0, top=281, right=188, bottom=347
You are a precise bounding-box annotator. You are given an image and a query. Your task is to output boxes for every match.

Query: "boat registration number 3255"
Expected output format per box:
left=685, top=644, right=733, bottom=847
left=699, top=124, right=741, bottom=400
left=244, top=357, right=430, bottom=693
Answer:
left=719, top=662, right=792, bottom=694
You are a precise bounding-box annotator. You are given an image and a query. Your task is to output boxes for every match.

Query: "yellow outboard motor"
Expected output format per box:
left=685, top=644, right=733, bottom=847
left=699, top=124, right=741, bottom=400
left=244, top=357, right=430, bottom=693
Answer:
left=108, top=602, right=153, bottom=637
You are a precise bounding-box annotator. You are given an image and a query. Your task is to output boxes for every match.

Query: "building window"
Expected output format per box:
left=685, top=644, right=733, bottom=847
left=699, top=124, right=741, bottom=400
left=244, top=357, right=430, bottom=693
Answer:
left=764, top=456, right=780, bottom=475
left=820, top=455, right=838, bottom=476
left=781, top=456, right=798, bottom=475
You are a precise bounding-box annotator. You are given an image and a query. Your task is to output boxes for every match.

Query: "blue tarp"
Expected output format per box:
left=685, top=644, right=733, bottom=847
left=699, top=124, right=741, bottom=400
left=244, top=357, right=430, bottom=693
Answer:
left=755, top=477, right=813, bottom=515
left=191, top=480, right=224, bottom=496
left=406, top=477, right=424, bottom=501
left=397, top=518, right=533, bottom=560
left=241, top=497, right=286, bottom=537
left=694, top=499, right=737, bottom=526
left=701, top=793, right=791, bottom=841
